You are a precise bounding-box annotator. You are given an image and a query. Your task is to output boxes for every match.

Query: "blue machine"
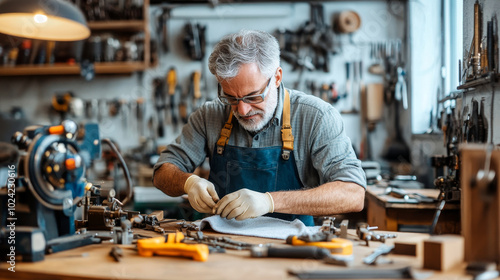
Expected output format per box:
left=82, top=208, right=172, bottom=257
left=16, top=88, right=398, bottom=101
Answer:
left=0, top=121, right=101, bottom=261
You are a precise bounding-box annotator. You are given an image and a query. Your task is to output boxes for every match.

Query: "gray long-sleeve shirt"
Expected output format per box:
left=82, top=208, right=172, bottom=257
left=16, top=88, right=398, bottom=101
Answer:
left=154, top=84, right=366, bottom=190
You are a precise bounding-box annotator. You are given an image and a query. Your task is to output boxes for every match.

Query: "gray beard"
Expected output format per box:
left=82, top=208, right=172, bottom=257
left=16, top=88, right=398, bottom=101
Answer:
left=233, top=87, right=278, bottom=133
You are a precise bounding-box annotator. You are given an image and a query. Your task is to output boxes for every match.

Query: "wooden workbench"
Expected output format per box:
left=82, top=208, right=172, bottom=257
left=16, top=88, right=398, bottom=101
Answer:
left=365, top=185, right=461, bottom=234
left=0, top=224, right=472, bottom=280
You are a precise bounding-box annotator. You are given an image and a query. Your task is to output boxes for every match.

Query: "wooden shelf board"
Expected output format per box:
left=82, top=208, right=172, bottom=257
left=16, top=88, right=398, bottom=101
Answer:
left=0, top=62, right=147, bottom=76
left=457, top=72, right=499, bottom=89
left=88, top=20, right=145, bottom=31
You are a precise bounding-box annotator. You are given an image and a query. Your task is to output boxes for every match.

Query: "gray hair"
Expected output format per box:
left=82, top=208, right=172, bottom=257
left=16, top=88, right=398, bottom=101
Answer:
left=208, top=30, right=280, bottom=81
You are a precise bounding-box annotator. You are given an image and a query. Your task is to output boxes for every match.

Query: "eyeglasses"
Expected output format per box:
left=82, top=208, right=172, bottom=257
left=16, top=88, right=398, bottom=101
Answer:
left=218, top=77, right=272, bottom=106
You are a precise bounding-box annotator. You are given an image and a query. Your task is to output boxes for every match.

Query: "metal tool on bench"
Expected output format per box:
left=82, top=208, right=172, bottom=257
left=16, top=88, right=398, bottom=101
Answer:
left=384, top=186, right=436, bottom=203
left=363, top=244, right=395, bottom=265
left=251, top=245, right=352, bottom=267
left=137, top=231, right=209, bottom=262
left=356, top=223, right=397, bottom=246
left=286, top=217, right=353, bottom=256
left=183, top=229, right=256, bottom=251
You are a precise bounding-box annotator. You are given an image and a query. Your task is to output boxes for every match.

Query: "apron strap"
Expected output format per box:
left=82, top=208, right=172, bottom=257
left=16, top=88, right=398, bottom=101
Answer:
left=281, top=89, right=294, bottom=160
left=215, top=87, right=294, bottom=160
left=216, top=110, right=234, bottom=155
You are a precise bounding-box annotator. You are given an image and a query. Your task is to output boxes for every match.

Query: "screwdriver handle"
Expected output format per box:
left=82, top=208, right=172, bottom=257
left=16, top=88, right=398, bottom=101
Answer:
left=251, top=246, right=329, bottom=259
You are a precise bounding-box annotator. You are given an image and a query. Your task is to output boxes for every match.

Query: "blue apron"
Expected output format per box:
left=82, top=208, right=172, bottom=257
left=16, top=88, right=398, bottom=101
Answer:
left=208, top=89, right=314, bottom=226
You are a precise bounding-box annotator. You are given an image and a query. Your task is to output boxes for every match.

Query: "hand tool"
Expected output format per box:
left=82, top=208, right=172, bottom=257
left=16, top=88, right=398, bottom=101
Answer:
left=183, top=22, right=206, bottom=61
left=153, top=78, right=166, bottom=138
left=472, top=0, right=481, bottom=76
left=183, top=230, right=256, bottom=251
left=382, top=99, right=410, bottom=162
left=467, top=261, right=500, bottom=280
left=351, top=60, right=359, bottom=112
left=158, top=7, right=171, bottom=53
left=286, top=234, right=353, bottom=256
left=479, top=97, right=486, bottom=143
left=289, top=266, right=413, bottom=279
left=179, top=73, right=194, bottom=125
left=395, top=67, right=408, bottom=109
left=251, top=245, right=352, bottom=267
left=51, top=92, right=74, bottom=120
left=136, top=97, right=145, bottom=137
left=363, top=244, right=394, bottom=265
left=356, top=223, right=397, bottom=246
left=343, top=62, right=351, bottom=111
left=191, top=70, right=203, bottom=110
left=166, top=67, right=181, bottom=132
left=468, top=99, right=479, bottom=143
left=332, top=83, right=342, bottom=103
left=109, top=246, right=123, bottom=262
left=137, top=232, right=209, bottom=261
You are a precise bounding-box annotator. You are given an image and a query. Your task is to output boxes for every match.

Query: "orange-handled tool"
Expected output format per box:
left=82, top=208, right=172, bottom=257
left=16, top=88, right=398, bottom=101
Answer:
left=137, top=232, right=209, bottom=262
left=286, top=235, right=353, bottom=256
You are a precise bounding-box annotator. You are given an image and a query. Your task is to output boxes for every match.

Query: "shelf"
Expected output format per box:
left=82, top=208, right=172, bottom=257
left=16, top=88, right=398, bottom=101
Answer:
left=0, top=62, right=148, bottom=76
left=88, top=20, right=146, bottom=32
left=0, top=0, right=150, bottom=77
left=457, top=72, right=499, bottom=90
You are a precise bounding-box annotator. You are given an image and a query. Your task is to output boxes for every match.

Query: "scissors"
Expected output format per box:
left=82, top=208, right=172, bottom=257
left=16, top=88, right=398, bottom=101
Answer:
left=395, top=67, right=408, bottom=109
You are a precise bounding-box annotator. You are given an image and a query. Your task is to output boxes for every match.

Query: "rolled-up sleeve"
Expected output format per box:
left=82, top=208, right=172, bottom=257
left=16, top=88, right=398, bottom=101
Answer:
left=309, top=106, right=366, bottom=188
left=153, top=105, right=211, bottom=174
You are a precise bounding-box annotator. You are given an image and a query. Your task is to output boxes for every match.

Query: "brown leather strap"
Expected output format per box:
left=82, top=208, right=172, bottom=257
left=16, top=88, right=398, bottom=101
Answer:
left=281, top=89, right=294, bottom=160
left=216, top=110, right=234, bottom=154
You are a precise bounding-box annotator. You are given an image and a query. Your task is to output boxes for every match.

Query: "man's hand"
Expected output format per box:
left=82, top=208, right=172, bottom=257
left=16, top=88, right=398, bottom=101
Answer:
left=184, top=175, right=220, bottom=213
left=213, top=189, right=274, bottom=220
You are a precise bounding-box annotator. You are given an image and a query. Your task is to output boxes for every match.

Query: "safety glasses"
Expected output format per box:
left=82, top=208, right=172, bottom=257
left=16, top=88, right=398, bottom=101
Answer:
left=218, top=77, right=272, bottom=106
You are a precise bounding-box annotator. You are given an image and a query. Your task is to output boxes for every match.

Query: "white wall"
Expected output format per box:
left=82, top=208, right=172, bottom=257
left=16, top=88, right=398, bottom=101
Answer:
left=0, top=1, right=406, bottom=161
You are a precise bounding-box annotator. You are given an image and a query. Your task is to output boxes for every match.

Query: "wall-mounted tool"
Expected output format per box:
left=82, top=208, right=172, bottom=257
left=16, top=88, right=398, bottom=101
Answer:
left=343, top=62, right=351, bottom=111
left=167, top=67, right=181, bottom=132
left=472, top=0, right=481, bottom=76
left=51, top=92, right=73, bottom=120
left=334, top=10, right=361, bottom=34
left=183, top=22, right=206, bottom=61
left=251, top=245, right=351, bottom=266
left=180, top=70, right=203, bottom=124
left=157, top=7, right=171, bottom=53
left=153, top=78, right=166, bottom=138
left=395, top=67, right=408, bottom=110
left=136, top=97, right=145, bottom=136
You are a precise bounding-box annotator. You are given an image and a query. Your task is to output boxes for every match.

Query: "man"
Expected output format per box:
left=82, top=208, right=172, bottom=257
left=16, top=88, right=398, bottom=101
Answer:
left=153, top=30, right=366, bottom=226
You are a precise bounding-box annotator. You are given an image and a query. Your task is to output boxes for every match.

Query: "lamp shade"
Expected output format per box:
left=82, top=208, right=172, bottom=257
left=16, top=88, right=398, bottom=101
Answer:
left=0, top=0, right=90, bottom=41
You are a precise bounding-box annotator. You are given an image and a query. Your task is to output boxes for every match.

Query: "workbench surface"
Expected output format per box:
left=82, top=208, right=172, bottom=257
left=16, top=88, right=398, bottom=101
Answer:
left=0, top=225, right=471, bottom=280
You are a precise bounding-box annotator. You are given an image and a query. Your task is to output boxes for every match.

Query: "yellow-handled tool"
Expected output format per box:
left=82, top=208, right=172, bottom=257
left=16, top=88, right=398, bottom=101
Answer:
left=286, top=235, right=353, bottom=256
left=137, top=232, right=209, bottom=262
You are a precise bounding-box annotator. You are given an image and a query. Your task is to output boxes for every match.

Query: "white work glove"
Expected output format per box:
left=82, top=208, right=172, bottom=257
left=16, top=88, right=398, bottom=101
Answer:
left=184, top=175, right=220, bottom=213
left=213, top=188, right=274, bottom=221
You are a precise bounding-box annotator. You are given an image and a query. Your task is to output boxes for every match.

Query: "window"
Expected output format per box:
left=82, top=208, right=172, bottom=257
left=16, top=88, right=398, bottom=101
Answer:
left=410, top=0, right=463, bottom=134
